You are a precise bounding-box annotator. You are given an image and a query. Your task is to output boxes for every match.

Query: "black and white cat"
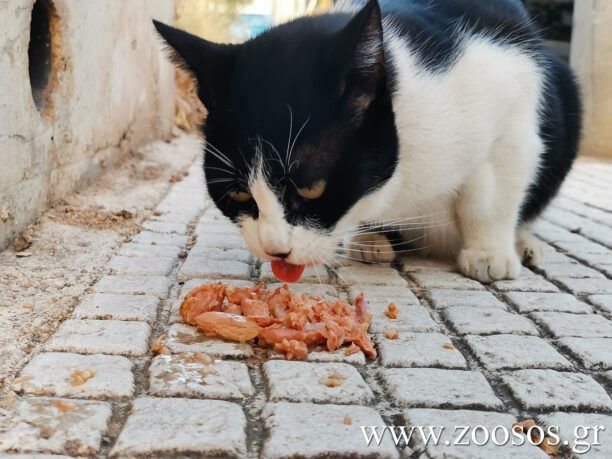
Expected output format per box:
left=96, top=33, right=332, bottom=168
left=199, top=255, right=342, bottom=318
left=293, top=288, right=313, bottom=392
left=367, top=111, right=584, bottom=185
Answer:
left=154, top=0, right=581, bottom=283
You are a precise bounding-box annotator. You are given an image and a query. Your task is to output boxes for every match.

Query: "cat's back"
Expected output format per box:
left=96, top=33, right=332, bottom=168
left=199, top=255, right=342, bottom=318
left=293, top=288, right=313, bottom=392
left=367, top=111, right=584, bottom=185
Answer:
left=378, top=0, right=538, bottom=71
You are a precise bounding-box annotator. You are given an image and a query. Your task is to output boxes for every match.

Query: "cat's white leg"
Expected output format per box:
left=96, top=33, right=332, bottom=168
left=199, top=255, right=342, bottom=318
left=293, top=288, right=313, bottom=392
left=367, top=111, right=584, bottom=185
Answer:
left=517, top=224, right=544, bottom=267
left=346, top=233, right=396, bottom=263
left=457, top=131, right=542, bottom=283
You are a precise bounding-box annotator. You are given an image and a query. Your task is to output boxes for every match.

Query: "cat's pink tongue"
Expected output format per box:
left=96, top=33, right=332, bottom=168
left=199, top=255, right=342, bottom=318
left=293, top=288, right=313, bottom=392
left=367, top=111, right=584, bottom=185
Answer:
left=271, top=260, right=305, bottom=283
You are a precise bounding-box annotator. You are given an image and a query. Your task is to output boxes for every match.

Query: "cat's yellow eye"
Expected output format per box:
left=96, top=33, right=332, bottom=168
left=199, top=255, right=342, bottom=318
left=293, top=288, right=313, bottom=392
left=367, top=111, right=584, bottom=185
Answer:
left=297, top=180, right=326, bottom=200
left=229, top=191, right=253, bottom=202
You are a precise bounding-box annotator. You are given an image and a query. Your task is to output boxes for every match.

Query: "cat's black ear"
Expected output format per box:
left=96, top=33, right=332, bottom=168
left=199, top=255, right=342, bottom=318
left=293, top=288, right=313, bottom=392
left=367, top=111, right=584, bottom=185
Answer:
left=328, top=0, right=385, bottom=108
left=344, top=0, right=384, bottom=73
left=153, top=20, right=236, bottom=110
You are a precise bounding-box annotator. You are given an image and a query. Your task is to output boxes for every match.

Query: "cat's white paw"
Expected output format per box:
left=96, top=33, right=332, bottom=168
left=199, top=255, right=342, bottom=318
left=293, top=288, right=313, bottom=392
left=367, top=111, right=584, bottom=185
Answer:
left=347, top=233, right=396, bottom=263
left=458, top=247, right=521, bottom=283
left=517, top=229, right=544, bottom=267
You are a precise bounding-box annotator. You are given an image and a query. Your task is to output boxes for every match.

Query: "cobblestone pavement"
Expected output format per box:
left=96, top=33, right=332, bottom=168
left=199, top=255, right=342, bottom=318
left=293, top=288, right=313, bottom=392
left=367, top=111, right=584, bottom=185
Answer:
left=1, top=157, right=612, bottom=458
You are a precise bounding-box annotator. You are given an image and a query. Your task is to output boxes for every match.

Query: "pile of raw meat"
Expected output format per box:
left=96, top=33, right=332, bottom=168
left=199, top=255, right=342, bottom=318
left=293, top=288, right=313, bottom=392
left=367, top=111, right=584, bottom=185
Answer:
left=180, top=282, right=376, bottom=360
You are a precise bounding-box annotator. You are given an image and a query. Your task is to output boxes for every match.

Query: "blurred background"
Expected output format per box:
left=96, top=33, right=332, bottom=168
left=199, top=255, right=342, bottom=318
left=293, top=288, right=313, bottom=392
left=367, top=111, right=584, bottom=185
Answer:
left=0, top=0, right=610, bottom=251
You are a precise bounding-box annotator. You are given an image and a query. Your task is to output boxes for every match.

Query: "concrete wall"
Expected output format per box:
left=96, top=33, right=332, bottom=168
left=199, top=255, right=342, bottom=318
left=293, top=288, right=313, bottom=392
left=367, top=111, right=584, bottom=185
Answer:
left=571, top=0, right=612, bottom=159
left=0, top=0, right=175, bottom=250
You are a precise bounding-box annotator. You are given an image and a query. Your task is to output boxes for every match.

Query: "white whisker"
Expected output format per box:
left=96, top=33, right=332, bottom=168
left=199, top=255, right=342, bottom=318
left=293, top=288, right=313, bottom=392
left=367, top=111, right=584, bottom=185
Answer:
left=204, top=166, right=236, bottom=176
left=285, top=104, right=294, bottom=165
left=287, top=117, right=310, bottom=172
left=205, top=146, right=235, bottom=170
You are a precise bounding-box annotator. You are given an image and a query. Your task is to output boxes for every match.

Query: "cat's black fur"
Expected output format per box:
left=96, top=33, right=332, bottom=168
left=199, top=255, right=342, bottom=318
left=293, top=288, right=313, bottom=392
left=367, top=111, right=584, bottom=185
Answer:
left=155, top=2, right=399, bottom=231
left=154, top=0, right=580, bottom=233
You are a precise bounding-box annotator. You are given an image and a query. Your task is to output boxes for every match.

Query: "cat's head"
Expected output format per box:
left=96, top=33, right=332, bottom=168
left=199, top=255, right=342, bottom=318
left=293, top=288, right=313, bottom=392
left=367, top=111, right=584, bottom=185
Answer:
left=154, top=0, right=398, bottom=268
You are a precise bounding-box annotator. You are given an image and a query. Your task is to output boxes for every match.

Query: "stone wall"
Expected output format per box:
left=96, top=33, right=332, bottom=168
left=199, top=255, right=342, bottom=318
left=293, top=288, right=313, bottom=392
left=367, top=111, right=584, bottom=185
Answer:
left=0, top=0, right=175, bottom=250
left=571, top=0, right=612, bottom=159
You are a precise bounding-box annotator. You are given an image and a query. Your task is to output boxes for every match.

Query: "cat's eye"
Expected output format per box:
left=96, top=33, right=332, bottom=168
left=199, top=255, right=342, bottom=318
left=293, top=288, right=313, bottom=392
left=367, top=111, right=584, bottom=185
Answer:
left=296, top=180, right=326, bottom=200
left=229, top=191, right=253, bottom=202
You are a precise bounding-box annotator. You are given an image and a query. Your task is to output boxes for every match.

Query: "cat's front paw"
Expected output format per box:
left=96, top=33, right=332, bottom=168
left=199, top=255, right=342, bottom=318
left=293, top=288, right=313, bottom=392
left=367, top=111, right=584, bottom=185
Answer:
left=347, top=233, right=396, bottom=264
left=458, top=247, right=520, bottom=283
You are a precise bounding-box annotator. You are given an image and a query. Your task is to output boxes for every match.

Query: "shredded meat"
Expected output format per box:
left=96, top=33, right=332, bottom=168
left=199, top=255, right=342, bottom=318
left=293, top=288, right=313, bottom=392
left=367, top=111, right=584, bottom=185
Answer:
left=180, top=283, right=226, bottom=325
left=274, top=339, right=308, bottom=360
left=179, top=282, right=377, bottom=360
left=384, top=329, right=400, bottom=340
left=70, top=369, right=95, bottom=386
left=194, top=311, right=261, bottom=342
left=385, top=303, right=399, bottom=319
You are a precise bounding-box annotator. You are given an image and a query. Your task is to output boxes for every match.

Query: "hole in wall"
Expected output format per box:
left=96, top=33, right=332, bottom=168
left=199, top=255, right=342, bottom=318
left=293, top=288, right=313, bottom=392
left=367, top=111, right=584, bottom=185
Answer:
left=28, top=0, right=60, bottom=115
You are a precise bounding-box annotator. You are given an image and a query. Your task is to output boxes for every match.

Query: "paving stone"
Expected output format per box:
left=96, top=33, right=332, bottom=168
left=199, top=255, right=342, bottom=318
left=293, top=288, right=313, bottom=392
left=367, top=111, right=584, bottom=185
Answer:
left=572, top=252, right=612, bottom=268
left=594, top=263, right=612, bottom=278
left=347, top=285, right=419, bottom=305
left=107, top=255, right=175, bottom=276
left=530, top=312, right=612, bottom=338
left=93, top=275, right=171, bottom=299
left=555, top=277, right=612, bottom=295
left=195, top=233, right=247, bottom=249
left=382, top=368, right=502, bottom=409
left=427, top=289, right=506, bottom=309
left=46, top=320, right=150, bottom=357
left=401, top=256, right=456, bottom=272
left=504, top=292, right=592, bottom=313
left=590, top=294, right=612, bottom=316
left=131, top=231, right=188, bottom=247
left=336, top=264, right=408, bottom=286
left=179, top=279, right=254, bottom=299
left=164, top=324, right=254, bottom=358
left=188, top=246, right=252, bottom=263
left=443, top=307, right=539, bottom=335
left=156, top=198, right=204, bottom=219
left=378, top=333, right=466, bottom=368
left=142, top=220, right=188, bottom=234
left=533, top=220, right=581, bottom=243
left=0, top=397, right=111, bottom=455
left=151, top=211, right=194, bottom=224
left=410, top=271, right=485, bottom=290
left=538, top=262, right=605, bottom=279
left=13, top=352, right=134, bottom=398
left=557, top=337, right=612, bottom=370
left=72, top=293, right=160, bottom=323
left=177, top=258, right=251, bottom=281
left=168, top=299, right=185, bottom=324
left=306, top=347, right=366, bottom=365
left=260, top=262, right=330, bottom=283
left=554, top=239, right=611, bottom=255
left=502, top=370, right=612, bottom=411
left=492, top=275, right=559, bottom=293
left=465, top=335, right=573, bottom=371
left=542, top=207, right=589, bottom=231
left=110, top=397, right=246, bottom=457
left=261, top=402, right=399, bottom=459
left=148, top=354, right=253, bottom=399
left=540, top=246, right=579, bottom=264
left=267, top=282, right=338, bottom=299
left=537, top=412, right=612, bottom=459
left=118, top=242, right=182, bottom=260
left=264, top=361, right=373, bottom=404
left=368, top=301, right=438, bottom=333
left=195, top=221, right=239, bottom=236
left=404, top=409, right=549, bottom=459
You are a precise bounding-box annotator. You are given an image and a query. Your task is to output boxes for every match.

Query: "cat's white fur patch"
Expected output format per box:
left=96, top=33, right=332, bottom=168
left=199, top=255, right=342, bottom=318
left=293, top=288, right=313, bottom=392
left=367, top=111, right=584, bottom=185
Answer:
left=340, top=30, right=544, bottom=281
left=239, top=169, right=336, bottom=266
